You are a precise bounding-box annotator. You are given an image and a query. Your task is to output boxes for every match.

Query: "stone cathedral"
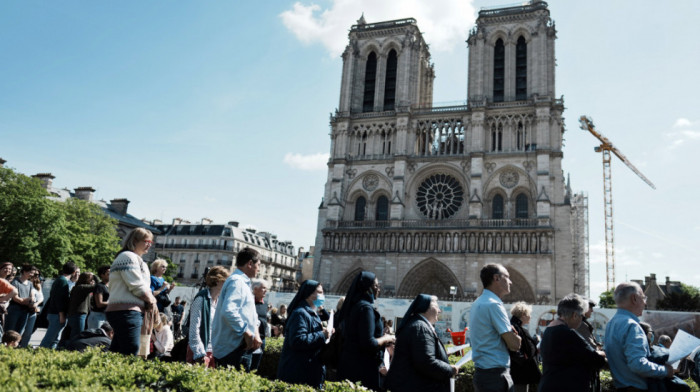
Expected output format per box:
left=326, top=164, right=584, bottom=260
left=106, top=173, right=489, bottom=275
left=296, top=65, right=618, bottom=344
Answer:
left=312, top=1, right=588, bottom=304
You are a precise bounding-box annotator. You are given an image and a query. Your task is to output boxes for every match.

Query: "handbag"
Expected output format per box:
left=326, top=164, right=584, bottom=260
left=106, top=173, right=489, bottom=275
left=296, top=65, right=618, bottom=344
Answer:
left=156, top=289, right=172, bottom=308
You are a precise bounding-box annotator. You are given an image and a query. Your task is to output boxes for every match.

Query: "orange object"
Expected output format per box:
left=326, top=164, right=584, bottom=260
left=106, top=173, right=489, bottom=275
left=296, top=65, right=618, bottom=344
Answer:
left=449, top=327, right=468, bottom=346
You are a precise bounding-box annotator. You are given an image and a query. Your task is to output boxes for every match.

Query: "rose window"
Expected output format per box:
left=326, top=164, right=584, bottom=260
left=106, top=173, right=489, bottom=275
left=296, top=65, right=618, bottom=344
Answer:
left=416, top=174, right=464, bottom=219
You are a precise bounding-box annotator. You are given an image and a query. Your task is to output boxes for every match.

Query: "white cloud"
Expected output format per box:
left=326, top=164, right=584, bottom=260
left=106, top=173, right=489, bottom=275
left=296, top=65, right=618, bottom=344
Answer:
left=665, top=118, right=700, bottom=149
left=283, top=152, right=329, bottom=171
left=280, top=0, right=476, bottom=57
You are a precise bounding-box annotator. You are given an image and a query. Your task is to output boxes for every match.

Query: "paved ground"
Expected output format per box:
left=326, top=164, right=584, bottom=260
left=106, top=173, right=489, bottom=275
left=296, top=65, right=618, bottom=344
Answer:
left=28, top=328, right=46, bottom=347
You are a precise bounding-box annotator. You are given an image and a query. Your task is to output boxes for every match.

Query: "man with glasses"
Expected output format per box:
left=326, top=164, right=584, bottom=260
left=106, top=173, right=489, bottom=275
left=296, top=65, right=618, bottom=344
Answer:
left=470, top=263, right=522, bottom=392
left=211, top=247, right=263, bottom=371
left=604, top=282, right=673, bottom=391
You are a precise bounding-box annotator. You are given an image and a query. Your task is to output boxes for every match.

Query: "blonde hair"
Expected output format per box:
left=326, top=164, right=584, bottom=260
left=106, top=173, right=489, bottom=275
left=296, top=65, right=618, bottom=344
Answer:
left=205, top=266, right=230, bottom=287
left=118, top=228, right=153, bottom=256
left=510, top=301, right=532, bottom=319
left=150, top=258, right=168, bottom=275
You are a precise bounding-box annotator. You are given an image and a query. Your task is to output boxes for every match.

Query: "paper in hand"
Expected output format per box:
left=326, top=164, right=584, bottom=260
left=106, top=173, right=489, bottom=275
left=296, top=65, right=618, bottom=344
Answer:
left=455, top=349, right=473, bottom=367
left=668, top=329, right=700, bottom=367
left=326, top=310, right=334, bottom=344
left=446, top=343, right=470, bottom=355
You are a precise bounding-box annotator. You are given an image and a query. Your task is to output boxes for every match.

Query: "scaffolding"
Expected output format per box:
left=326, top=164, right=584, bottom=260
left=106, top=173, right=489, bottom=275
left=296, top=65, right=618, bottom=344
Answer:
left=571, top=192, right=590, bottom=298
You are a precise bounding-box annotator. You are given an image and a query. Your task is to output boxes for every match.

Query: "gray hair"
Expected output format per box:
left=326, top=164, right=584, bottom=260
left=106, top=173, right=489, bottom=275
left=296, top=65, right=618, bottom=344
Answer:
left=251, top=278, right=267, bottom=290
left=614, top=282, right=642, bottom=305
left=658, top=335, right=672, bottom=346
left=510, top=301, right=532, bottom=319
left=557, top=293, right=588, bottom=319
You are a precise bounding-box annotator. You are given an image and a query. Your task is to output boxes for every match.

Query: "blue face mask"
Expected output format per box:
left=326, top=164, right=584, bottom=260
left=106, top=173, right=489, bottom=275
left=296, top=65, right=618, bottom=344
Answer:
left=313, top=294, right=325, bottom=308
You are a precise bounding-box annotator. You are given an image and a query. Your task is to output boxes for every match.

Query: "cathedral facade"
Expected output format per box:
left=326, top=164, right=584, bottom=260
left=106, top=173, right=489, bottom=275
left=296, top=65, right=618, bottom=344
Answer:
left=312, top=1, right=588, bottom=304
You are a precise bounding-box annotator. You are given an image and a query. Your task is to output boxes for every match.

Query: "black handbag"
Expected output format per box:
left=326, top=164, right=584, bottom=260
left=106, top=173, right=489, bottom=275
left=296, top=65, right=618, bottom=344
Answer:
left=156, top=289, right=171, bottom=308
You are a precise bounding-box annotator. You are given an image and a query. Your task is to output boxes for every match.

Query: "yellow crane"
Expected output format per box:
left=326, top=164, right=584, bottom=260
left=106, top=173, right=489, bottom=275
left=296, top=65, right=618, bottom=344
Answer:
left=578, top=116, right=656, bottom=291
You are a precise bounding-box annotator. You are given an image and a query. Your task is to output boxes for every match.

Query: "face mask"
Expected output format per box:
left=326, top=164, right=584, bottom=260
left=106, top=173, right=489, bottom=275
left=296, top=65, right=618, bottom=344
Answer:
left=313, top=294, right=325, bottom=308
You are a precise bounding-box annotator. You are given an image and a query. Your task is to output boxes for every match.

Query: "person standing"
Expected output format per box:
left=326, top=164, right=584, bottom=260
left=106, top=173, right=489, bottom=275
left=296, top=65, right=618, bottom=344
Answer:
left=576, top=298, right=602, bottom=392
left=187, top=266, right=229, bottom=367
left=211, top=247, right=262, bottom=371
left=19, top=274, right=43, bottom=347
left=250, top=278, right=269, bottom=371
left=508, top=302, right=541, bottom=392
left=150, top=258, right=175, bottom=313
left=5, top=264, right=38, bottom=337
left=386, top=294, right=459, bottom=392
left=87, top=266, right=110, bottom=330
left=171, top=297, right=184, bottom=339
left=337, top=270, right=395, bottom=391
left=67, top=272, right=96, bottom=340
left=469, top=263, right=521, bottom=392
left=277, top=280, right=331, bottom=388
left=40, top=262, right=79, bottom=349
left=604, top=282, right=673, bottom=391
left=105, top=228, right=157, bottom=356
left=0, top=263, right=19, bottom=341
left=538, top=294, right=606, bottom=392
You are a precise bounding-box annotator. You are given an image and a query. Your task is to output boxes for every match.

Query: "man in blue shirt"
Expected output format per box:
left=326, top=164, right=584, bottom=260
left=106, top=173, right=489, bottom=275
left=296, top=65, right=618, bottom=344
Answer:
left=211, top=247, right=262, bottom=371
left=470, top=263, right=521, bottom=392
left=604, top=282, right=672, bottom=391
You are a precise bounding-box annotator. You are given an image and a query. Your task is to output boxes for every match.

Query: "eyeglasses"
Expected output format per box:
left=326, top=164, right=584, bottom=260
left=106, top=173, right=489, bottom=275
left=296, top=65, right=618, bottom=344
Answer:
left=143, top=240, right=154, bottom=245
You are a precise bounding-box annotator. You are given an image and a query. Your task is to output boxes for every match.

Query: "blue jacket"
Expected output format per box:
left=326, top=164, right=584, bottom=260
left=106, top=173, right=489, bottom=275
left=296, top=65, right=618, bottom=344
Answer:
left=277, top=303, right=326, bottom=388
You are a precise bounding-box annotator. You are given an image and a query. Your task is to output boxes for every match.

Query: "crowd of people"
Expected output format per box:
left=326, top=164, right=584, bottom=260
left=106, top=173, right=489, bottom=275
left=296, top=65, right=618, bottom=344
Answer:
left=1, top=228, right=699, bottom=392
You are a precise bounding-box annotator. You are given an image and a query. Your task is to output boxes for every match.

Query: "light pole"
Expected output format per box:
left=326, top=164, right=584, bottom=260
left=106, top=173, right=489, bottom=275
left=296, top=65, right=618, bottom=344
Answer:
left=449, top=285, right=457, bottom=302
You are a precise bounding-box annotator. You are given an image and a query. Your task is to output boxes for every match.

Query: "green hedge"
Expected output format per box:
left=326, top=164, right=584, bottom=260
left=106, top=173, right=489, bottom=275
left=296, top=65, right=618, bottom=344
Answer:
left=1, top=341, right=697, bottom=392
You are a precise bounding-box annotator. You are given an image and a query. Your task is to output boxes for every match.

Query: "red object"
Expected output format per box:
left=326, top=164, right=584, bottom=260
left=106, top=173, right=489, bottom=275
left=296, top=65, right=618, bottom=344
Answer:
left=449, top=327, right=468, bottom=346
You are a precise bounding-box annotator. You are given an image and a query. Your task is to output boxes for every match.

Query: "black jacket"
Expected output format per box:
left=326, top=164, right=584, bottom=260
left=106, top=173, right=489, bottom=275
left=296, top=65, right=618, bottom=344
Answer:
left=338, top=298, right=384, bottom=390
left=509, top=316, right=541, bottom=384
left=386, top=315, right=454, bottom=392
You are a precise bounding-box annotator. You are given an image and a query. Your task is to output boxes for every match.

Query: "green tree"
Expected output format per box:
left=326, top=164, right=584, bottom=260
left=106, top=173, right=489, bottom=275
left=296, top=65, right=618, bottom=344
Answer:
left=657, top=283, right=700, bottom=312
left=0, top=167, right=70, bottom=276
left=0, top=167, right=121, bottom=276
left=598, top=290, right=616, bottom=308
left=62, top=198, right=121, bottom=273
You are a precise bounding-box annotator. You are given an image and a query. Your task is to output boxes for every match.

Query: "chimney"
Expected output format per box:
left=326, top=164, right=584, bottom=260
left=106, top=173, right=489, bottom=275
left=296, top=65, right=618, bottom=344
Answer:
left=201, top=217, right=213, bottom=224
left=172, top=218, right=183, bottom=225
left=228, top=221, right=239, bottom=227
left=32, top=173, right=55, bottom=190
left=74, top=187, right=96, bottom=202
left=110, top=198, right=130, bottom=216
left=153, top=219, right=162, bottom=225
left=0, top=157, right=6, bottom=167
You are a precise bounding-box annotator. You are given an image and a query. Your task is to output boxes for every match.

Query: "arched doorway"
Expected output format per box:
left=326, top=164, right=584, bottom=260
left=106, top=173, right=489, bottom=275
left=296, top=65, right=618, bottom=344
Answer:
left=397, top=258, right=463, bottom=299
left=333, top=268, right=364, bottom=294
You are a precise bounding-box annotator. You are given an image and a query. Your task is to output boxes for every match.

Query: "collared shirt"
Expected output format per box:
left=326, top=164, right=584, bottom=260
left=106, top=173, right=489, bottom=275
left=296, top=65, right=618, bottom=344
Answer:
left=604, top=309, right=667, bottom=389
left=211, top=269, right=257, bottom=358
left=469, top=288, right=512, bottom=369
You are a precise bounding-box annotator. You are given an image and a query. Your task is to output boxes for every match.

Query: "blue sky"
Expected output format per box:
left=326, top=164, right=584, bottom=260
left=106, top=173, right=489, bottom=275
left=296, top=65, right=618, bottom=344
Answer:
left=2, top=0, right=699, bottom=301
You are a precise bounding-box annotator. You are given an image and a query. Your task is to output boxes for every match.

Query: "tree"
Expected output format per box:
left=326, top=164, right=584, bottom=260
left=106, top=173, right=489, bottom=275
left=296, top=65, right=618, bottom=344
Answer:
left=0, top=167, right=121, bottom=277
left=62, top=198, right=121, bottom=273
left=656, top=284, right=700, bottom=312
left=0, top=167, right=70, bottom=276
left=598, top=290, right=616, bottom=308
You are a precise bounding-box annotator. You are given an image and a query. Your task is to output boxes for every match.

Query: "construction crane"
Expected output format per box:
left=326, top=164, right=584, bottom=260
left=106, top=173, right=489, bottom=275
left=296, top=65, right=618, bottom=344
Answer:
left=578, top=116, right=656, bottom=292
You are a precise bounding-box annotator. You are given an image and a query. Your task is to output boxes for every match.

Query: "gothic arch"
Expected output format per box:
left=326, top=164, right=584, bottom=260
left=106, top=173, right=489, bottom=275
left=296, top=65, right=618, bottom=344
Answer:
left=346, top=170, right=391, bottom=199
left=501, top=266, right=535, bottom=303
left=381, top=39, right=403, bottom=57
left=511, top=27, right=533, bottom=43
left=487, top=30, right=509, bottom=46
left=333, top=267, right=365, bottom=294
left=483, top=165, right=535, bottom=198
left=359, top=41, right=382, bottom=59
left=397, top=258, right=463, bottom=299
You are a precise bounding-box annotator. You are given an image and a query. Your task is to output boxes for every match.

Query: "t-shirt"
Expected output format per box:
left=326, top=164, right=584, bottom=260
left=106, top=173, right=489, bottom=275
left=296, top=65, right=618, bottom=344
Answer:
left=9, top=278, right=32, bottom=309
left=90, top=282, right=109, bottom=312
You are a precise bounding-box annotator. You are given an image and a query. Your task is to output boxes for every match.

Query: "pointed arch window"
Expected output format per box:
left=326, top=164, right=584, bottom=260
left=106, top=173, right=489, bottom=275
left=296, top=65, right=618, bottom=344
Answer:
left=383, top=49, right=397, bottom=110
left=493, top=38, right=505, bottom=102
left=517, top=122, right=524, bottom=151
left=516, top=36, right=527, bottom=100
left=515, top=193, right=529, bottom=219
left=376, top=195, right=389, bottom=221
left=492, top=194, right=504, bottom=219
left=491, top=124, right=503, bottom=152
left=354, top=196, right=366, bottom=221
left=381, top=131, right=391, bottom=155
left=363, top=52, right=377, bottom=112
